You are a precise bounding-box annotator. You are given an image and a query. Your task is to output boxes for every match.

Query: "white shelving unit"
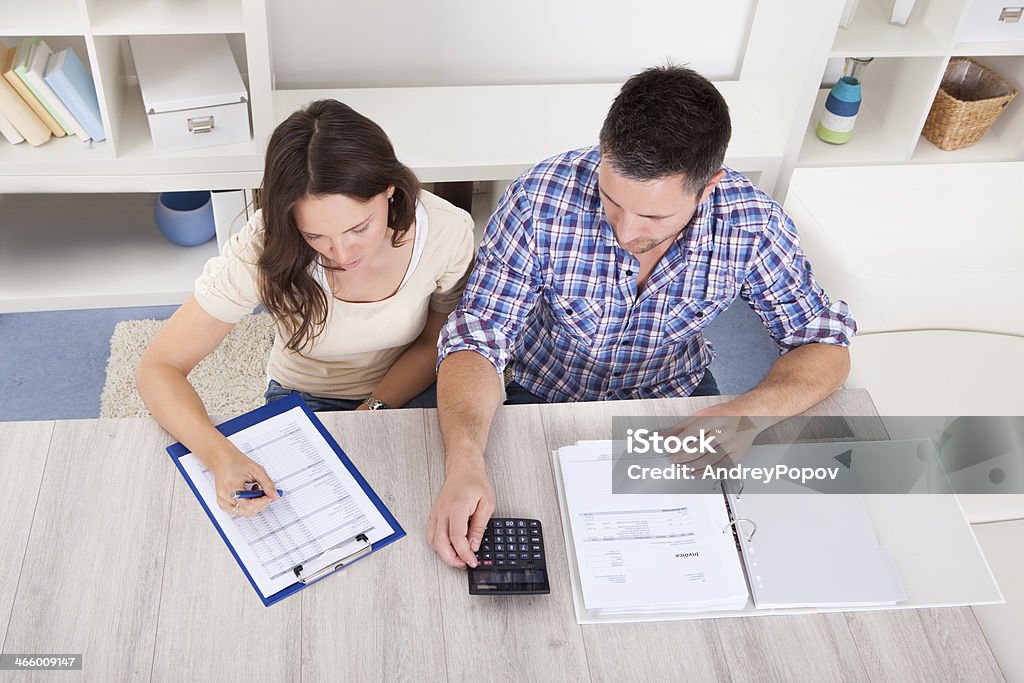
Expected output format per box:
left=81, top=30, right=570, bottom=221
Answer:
left=0, top=0, right=272, bottom=311
left=799, top=56, right=947, bottom=166
left=797, top=0, right=1024, bottom=174
left=830, top=0, right=962, bottom=57
left=0, top=1, right=86, bottom=36
left=274, top=80, right=787, bottom=185
left=2, top=0, right=1019, bottom=312
left=2, top=0, right=843, bottom=312
left=86, top=0, right=246, bottom=36
left=0, top=194, right=219, bottom=312
left=0, top=0, right=273, bottom=192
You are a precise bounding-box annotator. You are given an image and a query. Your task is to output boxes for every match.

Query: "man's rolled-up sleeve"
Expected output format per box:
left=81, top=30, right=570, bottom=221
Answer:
left=438, top=183, right=542, bottom=375
left=740, top=203, right=857, bottom=353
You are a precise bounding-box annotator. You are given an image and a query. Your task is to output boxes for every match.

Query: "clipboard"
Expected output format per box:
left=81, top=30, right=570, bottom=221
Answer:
left=166, top=393, right=406, bottom=606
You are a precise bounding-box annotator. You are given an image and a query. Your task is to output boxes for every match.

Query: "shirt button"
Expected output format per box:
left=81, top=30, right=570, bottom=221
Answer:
left=613, top=371, right=622, bottom=377
left=621, top=340, right=631, bottom=346
left=696, top=311, right=705, bottom=318
left=606, top=390, right=614, bottom=397
left=564, top=307, right=573, bottom=315
left=625, top=269, right=634, bottom=276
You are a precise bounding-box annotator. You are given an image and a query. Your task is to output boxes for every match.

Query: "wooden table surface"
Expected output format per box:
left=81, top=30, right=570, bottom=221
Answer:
left=0, top=390, right=1004, bottom=682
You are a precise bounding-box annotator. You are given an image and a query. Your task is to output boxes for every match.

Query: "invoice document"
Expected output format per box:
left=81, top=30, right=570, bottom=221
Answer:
left=179, top=405, right=396, bottom=596
left=558, top=441, right=749, bottom=613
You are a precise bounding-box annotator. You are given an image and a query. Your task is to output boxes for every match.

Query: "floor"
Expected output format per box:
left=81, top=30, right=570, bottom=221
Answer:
left=0, top=299, right=778, bottom=422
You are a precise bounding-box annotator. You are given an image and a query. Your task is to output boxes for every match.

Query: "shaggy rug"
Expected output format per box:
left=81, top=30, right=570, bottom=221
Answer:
left=99, top=313, right=275, bottom=418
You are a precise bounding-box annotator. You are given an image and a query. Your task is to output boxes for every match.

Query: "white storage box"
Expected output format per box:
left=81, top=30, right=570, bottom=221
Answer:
left=129, top=35, right=251, bottom=154
left=958, top=0, right=1024, bottom=43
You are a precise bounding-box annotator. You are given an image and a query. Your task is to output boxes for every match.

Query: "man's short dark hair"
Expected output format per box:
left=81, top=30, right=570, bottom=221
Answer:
left=599, top=65, right=731, bottom=195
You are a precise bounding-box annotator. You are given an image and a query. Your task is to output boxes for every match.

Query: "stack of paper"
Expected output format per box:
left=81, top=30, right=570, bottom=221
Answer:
left=555, top=441, right=749, bottom=616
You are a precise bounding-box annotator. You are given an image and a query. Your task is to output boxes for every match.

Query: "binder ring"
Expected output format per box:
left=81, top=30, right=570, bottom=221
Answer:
left=723, top=517, right=757, bottom=542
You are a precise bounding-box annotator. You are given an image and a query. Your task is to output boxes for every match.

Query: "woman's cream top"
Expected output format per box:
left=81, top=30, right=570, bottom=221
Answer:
left=194, top=191, right=475, bottom=399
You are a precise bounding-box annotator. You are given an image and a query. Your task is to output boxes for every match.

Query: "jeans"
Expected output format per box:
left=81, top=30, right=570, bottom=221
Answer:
left=503, top=368, right=721, bottom=405
left=264, top=379, right=438, bottom=411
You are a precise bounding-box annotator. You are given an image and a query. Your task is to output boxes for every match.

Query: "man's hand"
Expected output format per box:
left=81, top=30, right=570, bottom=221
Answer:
left=426, top=459, right=495, bottom=568
left=664, top=401, right=776, bottom=470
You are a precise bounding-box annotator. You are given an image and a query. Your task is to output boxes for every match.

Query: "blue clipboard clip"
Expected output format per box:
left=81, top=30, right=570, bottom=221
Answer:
left=294, top=533, right=372, bottom=584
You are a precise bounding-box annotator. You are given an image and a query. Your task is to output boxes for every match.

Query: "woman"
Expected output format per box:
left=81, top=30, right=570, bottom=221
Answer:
left=136, top=100, right=475, bottom=517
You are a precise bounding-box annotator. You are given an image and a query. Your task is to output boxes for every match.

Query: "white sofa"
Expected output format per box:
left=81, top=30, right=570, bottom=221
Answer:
left=785, top=163, right=1024, bottom=681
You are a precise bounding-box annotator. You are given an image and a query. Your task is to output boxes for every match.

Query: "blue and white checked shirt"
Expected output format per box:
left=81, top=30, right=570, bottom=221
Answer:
left=439, top=147, right=856, bottom=402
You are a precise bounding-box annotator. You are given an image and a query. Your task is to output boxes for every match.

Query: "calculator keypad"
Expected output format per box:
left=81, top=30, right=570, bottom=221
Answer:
left=476, top=518, right=544, bottom=569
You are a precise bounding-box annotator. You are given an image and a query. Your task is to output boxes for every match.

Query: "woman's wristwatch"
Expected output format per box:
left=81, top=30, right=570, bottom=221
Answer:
left=361, top=395, right=390, bottom=410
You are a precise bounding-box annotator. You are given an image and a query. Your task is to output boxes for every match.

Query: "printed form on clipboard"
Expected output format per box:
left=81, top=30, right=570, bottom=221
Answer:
left=167, top=393, right=405, bottom=606
left=553, top=440, right=910, bottom=623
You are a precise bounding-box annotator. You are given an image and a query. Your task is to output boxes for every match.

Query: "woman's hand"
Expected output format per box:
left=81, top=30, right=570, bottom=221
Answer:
left=209, top=446, right=280, bottom=516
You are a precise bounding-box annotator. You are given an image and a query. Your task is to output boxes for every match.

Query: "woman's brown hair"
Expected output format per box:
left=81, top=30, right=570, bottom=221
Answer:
left=256, top=99, right=420, bottom=351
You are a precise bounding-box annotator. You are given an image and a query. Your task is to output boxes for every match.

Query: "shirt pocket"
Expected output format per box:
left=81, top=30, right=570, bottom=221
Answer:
left=661, top=295, right=731, bottom=344
left=546, top=292, right=604, bottom=347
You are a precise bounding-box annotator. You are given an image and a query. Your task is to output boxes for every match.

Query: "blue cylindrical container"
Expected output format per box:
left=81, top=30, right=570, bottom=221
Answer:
left=154, top=191, right=215, bottom=246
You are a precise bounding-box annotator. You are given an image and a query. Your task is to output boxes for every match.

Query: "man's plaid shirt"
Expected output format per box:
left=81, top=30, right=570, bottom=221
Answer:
left=439, top=147, right=856, bottom=401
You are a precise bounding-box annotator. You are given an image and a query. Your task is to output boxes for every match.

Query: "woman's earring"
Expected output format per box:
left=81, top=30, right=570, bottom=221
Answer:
left=388, top=195, right=394, bottom=205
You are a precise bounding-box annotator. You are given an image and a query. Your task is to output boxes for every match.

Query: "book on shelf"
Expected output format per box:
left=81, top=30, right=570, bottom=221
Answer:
left=889, top=0, right=916, bottom=25
left=0, top=45, right=51, bottom=146
left=0, top=109, right=25, bottom=144
left=44, top=48, right=105, bottom=142
left=11, top=38, right=71, bottom=135
left=211, top=189, right=250, bottom=251
left=1, top=41, right=64, bottom=138
left=13, top=37, right=89, bottom=140
left=839, top=0, right=860, bottom=28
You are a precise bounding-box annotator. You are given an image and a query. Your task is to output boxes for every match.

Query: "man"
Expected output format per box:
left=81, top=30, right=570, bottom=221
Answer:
left=427, top=65, right=856, bottom=568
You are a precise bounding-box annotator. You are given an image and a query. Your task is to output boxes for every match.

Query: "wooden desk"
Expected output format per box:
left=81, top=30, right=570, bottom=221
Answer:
left=0, top=390, right=1004, bottom=681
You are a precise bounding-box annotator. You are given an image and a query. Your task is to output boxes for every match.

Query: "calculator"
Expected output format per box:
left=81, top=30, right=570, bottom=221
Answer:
left=467, top=517, right=550, bottom=595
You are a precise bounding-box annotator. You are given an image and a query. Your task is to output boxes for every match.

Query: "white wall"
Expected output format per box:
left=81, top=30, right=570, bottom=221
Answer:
left=268, top=1, right=756, bottom=89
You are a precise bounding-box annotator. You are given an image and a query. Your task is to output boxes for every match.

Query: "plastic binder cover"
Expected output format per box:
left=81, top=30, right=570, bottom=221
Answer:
left=724, top=490, right=906, bottom=609
left=167, top=393, right=405, bottom=606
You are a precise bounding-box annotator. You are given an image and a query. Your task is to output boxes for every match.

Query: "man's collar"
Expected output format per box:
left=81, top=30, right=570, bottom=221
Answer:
left=679, top=192, right=716, bottom=255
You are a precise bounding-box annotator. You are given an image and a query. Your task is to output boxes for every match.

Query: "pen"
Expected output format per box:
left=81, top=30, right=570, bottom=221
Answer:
left=231, top=488, right=286, bottom=499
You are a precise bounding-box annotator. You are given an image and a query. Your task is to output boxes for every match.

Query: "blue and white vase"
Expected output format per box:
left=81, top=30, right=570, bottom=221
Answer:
left=817, top=57, right=873, bottom=145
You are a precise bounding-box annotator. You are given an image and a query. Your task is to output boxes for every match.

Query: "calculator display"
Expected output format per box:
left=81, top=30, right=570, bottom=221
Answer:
left=472, top=569, right=547, bottom=591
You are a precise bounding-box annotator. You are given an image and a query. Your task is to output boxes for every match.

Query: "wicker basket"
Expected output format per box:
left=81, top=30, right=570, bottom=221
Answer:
left=922, top=58, right=1018, bottom=151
